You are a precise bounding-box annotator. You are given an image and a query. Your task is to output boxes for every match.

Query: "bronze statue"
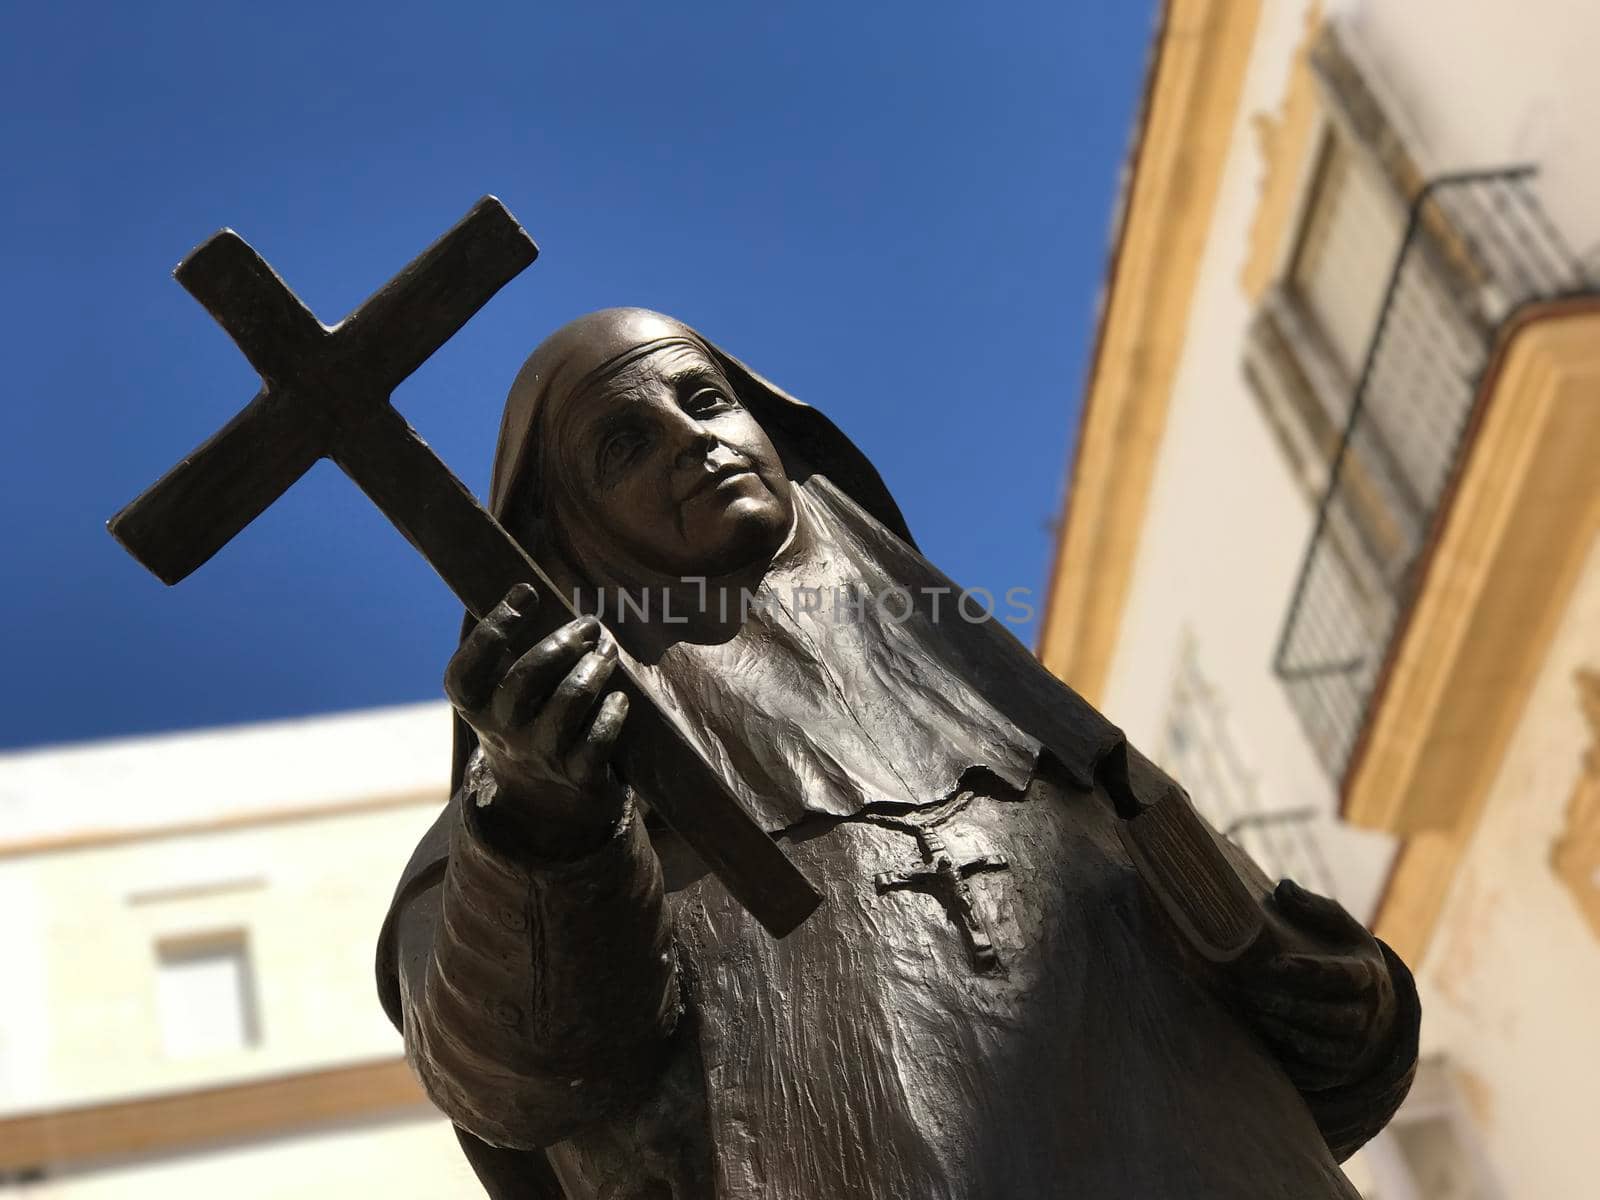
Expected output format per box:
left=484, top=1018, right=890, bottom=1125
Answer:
left=108, top=202, right=1417, bottom=1200
left=377, top=309, right=1418, bottom=1198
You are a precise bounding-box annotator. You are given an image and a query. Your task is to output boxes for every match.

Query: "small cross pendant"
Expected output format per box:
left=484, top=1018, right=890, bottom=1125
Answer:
left=874, top=829, right=1009, bottom=974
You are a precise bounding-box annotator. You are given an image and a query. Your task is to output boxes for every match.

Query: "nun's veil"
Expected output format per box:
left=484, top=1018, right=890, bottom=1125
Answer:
left=449, top=308, right=915, bottom=796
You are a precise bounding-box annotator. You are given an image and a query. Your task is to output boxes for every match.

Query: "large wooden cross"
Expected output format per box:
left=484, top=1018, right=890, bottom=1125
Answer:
left=108, top=197, right=820, bottom=938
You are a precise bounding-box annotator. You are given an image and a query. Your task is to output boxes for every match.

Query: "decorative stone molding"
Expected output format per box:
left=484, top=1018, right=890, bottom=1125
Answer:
left=1240, top=4, right=1324, bottom=302
left=0, top=1057, right=424, bottom=1172
left=1551, top=669, right=1600, bottom=941
left=1039, top=0, right=1264, bottom=701
left=1363, top=302, right=1600, bottom=960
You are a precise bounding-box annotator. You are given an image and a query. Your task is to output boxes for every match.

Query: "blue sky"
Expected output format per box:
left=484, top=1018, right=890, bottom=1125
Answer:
left=1, top=1, right=1154, bottom=749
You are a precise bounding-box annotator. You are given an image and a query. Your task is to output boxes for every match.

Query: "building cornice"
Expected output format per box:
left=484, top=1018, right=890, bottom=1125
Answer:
left=0, top=786, right=443, bottom=861
left=0, top=1057, right=424, bottom=1171
left=0, top=701, right=452, bottom=859
left=1239, top=5, right=1324, bottom=303
left=1038, top=0, right=1264, bottom=702
left=1354, top=302, right=1600, bottom=960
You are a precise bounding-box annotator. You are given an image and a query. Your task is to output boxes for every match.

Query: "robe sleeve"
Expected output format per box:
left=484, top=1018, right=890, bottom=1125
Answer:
left=1299, top=940, right=1421, bottom=1162
left=392, top=754, right=680, bottom=1151
left=1109, top=745, right=1421, bottom=1163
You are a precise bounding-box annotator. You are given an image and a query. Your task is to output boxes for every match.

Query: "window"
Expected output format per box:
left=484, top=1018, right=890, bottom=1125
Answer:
left=154, top=930, right=261, bottom=1059
left=1249, top=22, right=1584, bottom=782
left=1244, top=25, right=1417, bottom=511
left=1247, top=23, right=1530, bottom=553
left=1243, top=117, right=1424, bottom=652
left=1288, top=131, right=1407, bottom=382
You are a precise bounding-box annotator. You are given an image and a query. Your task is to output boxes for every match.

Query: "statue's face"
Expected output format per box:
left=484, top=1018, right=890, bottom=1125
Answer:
left=561, top=342, right=794, bottom=577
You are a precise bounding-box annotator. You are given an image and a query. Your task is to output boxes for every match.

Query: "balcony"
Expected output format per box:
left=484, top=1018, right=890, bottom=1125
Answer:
left=1271, top=169, right=1593, bottom=783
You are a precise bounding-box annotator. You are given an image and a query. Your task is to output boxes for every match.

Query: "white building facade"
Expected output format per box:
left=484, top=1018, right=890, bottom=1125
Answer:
left=0, top=704, right=477, bottom=1197
left=1043, top=2, right=1600, bottom=1197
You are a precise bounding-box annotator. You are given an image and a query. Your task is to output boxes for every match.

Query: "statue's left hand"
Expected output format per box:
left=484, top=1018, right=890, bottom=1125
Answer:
left=1227, top=879, right=1398, bottom=1092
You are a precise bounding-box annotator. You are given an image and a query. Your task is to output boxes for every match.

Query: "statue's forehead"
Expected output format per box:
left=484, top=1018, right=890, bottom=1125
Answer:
left=602, top=339, right=714, bottom=382
left=561, top=341, right=723, bottom=423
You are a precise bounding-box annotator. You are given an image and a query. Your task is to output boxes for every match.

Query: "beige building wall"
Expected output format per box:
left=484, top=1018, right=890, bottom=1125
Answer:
left=1350, top=0, right=1600, bottom=252
left=18, top=802, right=425, bottom=1104
left=23, top=1114, right=479, bottom=1199
left=1086, top=0, right=1600, bottom=914
left=1092, top=0, right=1398, bottom=917
left=0, top=703, right=475, bottom=1195
left=1410, top=530, right=1600, bottom=1200
left=1044, top=1, right=1600, bottom=1195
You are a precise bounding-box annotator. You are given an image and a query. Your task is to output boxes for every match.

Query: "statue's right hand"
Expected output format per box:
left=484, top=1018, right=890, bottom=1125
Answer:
left=445, top=583, right=629, bottom=836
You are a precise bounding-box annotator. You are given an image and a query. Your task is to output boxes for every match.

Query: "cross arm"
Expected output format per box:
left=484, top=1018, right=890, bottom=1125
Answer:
left=340, top=196, right=540, bottom=389
left=106, top=228, right=340, bottom=582
left=176, top=230, right=330, bottom=388
left=958, top=855, right=1008, bottom=878
left=107, top=387, right=328, bottom=585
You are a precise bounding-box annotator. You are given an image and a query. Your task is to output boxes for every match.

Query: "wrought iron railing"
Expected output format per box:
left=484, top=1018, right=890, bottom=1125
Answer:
left=1163, top=633, right=1339, bottom=895
left=1272, top=168, right=1593, bottom=779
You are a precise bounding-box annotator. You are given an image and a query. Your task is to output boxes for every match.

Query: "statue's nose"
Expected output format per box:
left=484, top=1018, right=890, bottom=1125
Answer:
left=673, top=426, right=718, bottom=470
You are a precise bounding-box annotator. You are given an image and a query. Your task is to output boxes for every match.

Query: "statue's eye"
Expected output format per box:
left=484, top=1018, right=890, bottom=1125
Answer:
left=685, top=386, right=735, bottom=417
left=598, top=428, right=647, bottom=477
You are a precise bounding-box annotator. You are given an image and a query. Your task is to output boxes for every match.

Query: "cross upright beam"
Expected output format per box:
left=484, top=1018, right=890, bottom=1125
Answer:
left=108, top=199, right=822, bottom=938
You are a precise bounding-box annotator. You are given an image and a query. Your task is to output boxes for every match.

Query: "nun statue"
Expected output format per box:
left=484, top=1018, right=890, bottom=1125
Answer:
left=376, top=308, right=1419, bottom=1199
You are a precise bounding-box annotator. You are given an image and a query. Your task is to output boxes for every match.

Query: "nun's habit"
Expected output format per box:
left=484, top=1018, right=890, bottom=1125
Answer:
left=377, top=310, right=1418, bottom=1199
